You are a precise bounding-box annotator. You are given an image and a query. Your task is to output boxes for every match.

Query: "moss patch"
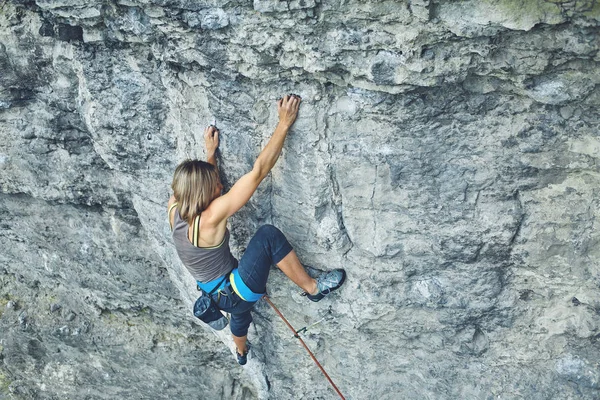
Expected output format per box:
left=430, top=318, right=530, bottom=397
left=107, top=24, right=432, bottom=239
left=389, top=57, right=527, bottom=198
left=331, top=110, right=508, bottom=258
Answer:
left=493, top=0, right=565, bottom=29
left=583, top=1, right=600, bottom=19
left=0, top=371, right=11, bottom=394
left=0, top=297, right=9, bottom=318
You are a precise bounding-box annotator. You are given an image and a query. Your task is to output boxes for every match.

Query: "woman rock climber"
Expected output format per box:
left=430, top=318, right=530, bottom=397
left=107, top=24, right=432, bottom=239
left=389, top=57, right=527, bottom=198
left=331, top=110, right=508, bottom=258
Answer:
left=168, top=94, right=346, bottom=365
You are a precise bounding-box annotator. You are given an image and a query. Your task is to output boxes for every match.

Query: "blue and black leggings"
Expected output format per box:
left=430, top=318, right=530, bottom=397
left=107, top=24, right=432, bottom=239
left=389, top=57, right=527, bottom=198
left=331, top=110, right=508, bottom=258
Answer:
left=213, top=224, right=293, bottom=337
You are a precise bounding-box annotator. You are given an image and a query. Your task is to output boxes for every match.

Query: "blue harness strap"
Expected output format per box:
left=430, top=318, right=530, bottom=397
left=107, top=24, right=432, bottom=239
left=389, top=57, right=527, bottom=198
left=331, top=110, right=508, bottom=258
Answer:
left=196, top=274, right=228, bottom=293
left=197, top=268, right=264, bottom=302
left=229, top=268, right=264, bottom=302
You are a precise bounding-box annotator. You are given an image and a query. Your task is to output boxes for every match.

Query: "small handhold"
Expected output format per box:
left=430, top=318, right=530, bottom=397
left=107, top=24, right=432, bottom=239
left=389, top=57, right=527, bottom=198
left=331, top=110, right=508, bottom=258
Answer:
left=18, top=311, right=28, bottom=326
left=572, top=297, right=581, bottom=306
left=519, top=289, right=533, bottom=301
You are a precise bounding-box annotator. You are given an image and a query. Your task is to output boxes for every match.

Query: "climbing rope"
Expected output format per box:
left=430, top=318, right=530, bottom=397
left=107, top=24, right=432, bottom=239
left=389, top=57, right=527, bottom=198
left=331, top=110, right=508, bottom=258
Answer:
left=263, top=295, right=346, bottom=400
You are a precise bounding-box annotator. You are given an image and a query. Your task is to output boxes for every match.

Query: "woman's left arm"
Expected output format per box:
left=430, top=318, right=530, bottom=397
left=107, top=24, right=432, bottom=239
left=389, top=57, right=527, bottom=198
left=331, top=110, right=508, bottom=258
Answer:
left=205, top=125, right=219, bottom=168
left=167, top=125, right=218, bottom=223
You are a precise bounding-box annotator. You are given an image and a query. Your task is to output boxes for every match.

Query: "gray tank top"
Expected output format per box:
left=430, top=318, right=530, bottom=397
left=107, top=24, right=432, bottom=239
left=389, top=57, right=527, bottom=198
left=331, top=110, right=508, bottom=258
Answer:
left=172, top=208, right=238, bottom=282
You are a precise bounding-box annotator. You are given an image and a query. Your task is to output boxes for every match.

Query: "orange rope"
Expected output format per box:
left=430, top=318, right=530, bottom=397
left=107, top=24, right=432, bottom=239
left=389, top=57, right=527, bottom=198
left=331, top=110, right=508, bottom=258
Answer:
left=263, top=295, right=346, bottom=400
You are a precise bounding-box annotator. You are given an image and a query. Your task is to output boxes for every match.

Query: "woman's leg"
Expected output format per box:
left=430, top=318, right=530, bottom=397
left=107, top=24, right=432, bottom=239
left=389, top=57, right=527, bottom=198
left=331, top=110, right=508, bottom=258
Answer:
left=216, top=294, right=254, bottom=357
left=238, top=224, right=315, bottom=293
left=276, top=250, right=317, bottom=295
left=231, top=225, right=317, bottom=353
left=233, top=334, right=247, bottom=355
left=230, top=308, right=252, bottom=355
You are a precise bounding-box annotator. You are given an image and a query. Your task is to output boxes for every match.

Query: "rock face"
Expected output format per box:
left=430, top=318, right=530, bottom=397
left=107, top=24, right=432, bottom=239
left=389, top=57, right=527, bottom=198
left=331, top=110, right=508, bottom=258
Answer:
left=1, top=1, right=599, bottom=399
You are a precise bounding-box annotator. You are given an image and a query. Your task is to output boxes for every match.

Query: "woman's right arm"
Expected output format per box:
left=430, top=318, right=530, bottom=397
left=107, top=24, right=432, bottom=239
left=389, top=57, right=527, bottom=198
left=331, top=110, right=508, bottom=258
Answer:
left=206, top=94, right=301, bottom=223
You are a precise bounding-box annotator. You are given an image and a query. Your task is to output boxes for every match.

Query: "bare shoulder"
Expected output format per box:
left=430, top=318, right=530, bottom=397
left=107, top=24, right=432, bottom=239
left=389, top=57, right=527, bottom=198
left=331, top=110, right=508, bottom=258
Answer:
left=168, top=195, right=177, bottom=209
left=200, top=201, right=225, bottom=228
left=168, top=195, right=177, bottom=229
left=198, top=205, right=228, bottom=246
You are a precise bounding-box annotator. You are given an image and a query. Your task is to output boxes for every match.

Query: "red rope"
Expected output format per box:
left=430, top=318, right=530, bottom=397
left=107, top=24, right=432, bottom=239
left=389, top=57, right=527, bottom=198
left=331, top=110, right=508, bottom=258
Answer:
left=263, top=295, right=346, bottom=400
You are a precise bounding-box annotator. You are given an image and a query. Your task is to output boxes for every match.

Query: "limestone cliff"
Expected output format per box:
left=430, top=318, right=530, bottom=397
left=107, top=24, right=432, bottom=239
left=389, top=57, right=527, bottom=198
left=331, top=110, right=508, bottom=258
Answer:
left=1, top=1, right=599, bottom=399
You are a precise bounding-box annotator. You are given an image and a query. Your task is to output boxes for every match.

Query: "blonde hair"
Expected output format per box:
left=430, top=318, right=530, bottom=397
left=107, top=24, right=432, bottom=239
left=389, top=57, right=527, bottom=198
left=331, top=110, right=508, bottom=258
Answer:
left=171, top=160, right=219, bottom=224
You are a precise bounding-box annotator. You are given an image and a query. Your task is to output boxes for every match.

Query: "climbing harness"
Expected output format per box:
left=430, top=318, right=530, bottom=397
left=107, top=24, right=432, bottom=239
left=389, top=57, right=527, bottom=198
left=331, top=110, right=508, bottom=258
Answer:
left=197, top=268, right=265, bottom=302
left=229, top=268, right=264, bottom=302
left=263, top=295, right=346, bottom=400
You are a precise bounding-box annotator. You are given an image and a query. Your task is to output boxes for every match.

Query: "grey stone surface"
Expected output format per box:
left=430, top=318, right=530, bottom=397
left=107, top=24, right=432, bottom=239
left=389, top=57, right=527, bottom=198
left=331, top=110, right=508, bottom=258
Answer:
left=1, top=0, right=599, bottom=399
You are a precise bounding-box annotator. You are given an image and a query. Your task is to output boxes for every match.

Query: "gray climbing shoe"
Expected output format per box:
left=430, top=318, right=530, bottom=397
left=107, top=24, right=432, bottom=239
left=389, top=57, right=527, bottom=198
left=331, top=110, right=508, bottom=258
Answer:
left=305, top=269, right=346, bottom=302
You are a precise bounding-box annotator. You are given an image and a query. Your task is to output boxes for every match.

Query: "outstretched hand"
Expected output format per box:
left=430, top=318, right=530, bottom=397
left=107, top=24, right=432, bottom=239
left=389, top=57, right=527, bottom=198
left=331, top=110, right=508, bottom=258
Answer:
left=204, top=125, right=219, bottom=156
left=277, top=94, right=301, bottom=128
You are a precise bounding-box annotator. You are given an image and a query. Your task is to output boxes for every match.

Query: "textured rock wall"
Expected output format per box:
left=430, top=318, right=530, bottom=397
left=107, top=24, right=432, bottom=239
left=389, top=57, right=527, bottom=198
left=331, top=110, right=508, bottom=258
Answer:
left=1, top=0, right=599, bottom=399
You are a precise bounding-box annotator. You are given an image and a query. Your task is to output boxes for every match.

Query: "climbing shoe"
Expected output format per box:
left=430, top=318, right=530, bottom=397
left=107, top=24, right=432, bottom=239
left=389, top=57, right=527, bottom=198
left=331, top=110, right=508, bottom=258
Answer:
left=236, top=342, right=251, bottom=366
left=305, top=269, right=346, bottom=302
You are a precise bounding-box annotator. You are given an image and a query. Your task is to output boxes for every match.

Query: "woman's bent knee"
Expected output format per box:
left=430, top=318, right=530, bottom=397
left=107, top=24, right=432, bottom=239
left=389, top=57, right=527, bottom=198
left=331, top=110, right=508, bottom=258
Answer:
left=230, top=311, right=253, bottom=337
left=256, top=224, right=280, bottom=237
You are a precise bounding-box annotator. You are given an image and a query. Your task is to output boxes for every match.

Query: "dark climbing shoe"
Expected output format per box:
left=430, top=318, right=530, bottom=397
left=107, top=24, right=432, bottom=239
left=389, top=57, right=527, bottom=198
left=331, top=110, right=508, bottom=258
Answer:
left=305, top=269, right=346, bottom=302
left=236, top=342, right=251, bottom=366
